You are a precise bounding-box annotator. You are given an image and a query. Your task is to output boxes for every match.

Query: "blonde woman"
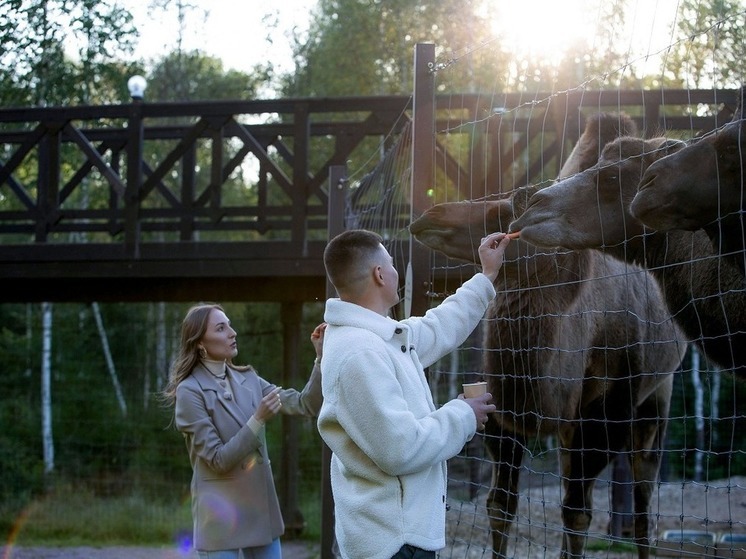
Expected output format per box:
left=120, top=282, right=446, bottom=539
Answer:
left=163, top=303, right=325, bottom=559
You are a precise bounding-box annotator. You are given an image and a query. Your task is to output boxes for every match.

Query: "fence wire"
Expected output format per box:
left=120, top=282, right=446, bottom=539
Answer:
left=342, top=4, right=746, bottom=556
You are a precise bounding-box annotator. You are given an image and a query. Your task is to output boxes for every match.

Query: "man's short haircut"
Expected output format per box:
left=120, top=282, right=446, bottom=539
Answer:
left=324, top=229, right=384, bottom=293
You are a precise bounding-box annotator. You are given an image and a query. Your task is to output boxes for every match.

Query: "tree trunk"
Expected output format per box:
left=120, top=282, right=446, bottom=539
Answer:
left=711, top=369, right=720, bottom=447
left=92, top=302, right=128, bottom=417
left=25, top=303, right=33, bottom=378
left=155, top=301, right=167, bottom=391
left=691, top=347, right=705, bottom=482
left=41, top=302, right=54, bottom=480
left=143, top=304, right=153, bottom=410
left=142, top=301, right=168, bottom=409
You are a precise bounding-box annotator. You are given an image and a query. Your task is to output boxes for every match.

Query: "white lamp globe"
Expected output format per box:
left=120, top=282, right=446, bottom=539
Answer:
left=127, top=75, right=147, bottom=100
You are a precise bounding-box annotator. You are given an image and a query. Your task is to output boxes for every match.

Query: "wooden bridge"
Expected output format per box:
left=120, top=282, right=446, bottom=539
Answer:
left=0, top=88, right=739, bottom=304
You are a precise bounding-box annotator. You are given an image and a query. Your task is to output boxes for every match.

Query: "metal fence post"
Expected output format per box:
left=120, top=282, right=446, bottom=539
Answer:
left=408, top=43, right=435, bottom=318
left=320, top=164, right=348, bottom=559
left=280, top=301, right=304, bottom=536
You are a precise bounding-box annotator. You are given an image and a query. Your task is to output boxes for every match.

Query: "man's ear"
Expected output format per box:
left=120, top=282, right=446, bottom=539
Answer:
left=374, top=266, right=384, bottom=283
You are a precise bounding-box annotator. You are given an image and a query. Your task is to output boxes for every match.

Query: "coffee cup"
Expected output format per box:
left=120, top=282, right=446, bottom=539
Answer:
left=462, top=381, right=488, bottom=398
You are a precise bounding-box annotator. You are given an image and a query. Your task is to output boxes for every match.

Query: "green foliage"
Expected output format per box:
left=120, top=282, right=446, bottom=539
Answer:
left=0, top=0, right=139, bottom=106
left=0, top=412, right=46, bottom=503
left=663, top=0, right=746, bottom=88
left=0, top=305, right=45, bottom=503
left=664, top=348, right=746, bottom=481
left=146, top=49, right=270, bottom=102
left=283, top=0, right=505, bottom=97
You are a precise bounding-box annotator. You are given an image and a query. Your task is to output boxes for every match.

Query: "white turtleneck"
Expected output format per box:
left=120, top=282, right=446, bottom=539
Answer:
left=202, top=358, right=227, bottom=379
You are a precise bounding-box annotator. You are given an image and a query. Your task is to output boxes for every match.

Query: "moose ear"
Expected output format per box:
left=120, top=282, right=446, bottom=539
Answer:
left=510, top=184, right=541, bottom=217
left=647, top=138, right=685, bottom=164
left=661, top=139, right=686, bottom=156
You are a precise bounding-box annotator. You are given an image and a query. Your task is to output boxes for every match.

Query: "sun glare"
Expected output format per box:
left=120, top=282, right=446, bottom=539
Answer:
left=488, top=0, right=596, bottom=65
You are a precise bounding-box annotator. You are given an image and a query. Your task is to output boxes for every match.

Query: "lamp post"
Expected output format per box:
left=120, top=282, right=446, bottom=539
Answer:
left=125, top=75, right=146, bottom=257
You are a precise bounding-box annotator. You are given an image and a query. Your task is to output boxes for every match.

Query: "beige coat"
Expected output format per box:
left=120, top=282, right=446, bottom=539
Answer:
left=175, top=362, right=322, bottom=551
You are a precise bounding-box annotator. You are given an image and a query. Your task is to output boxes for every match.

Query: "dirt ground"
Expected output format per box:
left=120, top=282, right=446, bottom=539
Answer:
left=443, top=475, right=746, bottom=558
left=3, top=477, right=745, bottom=558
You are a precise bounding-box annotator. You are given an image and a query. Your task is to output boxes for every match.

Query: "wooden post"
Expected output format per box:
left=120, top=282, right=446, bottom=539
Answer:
left=407, top=43, right=435, bottom=318
left=320, top=164, right=348, bottom=559
left=280, top=301, right=304, bottom=536
left=294, top=102, right=311, bottom=251
left=36, top=122, right=61, bottom=243
left=125, top=99, right=143, bottom=258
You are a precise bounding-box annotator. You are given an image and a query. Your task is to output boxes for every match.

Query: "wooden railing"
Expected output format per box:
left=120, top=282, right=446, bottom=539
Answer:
left=0, top=89, right=739, bottom=302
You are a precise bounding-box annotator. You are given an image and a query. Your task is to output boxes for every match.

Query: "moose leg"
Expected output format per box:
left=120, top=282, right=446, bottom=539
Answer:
left=629, top=389, right=671, bottom=559
left=484, top=418, right=525, bottom=558
left=559, top=421, right=615, bottom=559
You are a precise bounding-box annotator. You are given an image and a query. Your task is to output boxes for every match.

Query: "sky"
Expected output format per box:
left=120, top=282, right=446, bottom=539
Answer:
left=492, top=0, right=680, bottom=63
left=120, top=1, right=318, bottom=75
left=119, top=0, right=680, bottom=82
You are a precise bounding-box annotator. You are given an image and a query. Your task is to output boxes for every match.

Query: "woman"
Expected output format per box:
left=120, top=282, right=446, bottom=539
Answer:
left=163, top=303, right=325, bottom=559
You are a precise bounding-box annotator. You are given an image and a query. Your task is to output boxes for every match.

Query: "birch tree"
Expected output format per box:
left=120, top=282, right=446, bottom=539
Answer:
left=690, top=346, right=705, bottom=482
left=41, top=302, right=54, bottom=479
left=92, top=302, right=128, bottom=417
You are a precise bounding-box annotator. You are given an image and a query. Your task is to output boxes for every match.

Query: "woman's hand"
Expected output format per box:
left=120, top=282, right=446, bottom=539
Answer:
left=311, top=322, right=327, bottom=361
left=254, top=387, right=283, bottom=423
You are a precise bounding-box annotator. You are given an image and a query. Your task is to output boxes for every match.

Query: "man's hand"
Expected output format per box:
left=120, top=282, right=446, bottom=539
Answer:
left=459, top=392, right=497, bottom=430
left=478, top=232, right=511, bottom=282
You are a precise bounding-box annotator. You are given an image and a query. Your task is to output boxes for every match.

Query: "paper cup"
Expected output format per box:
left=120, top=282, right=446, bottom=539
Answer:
left=462, top=381, right=487, bottom=398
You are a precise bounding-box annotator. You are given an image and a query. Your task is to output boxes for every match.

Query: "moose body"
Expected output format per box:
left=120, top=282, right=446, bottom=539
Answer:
left=409, top=189, right=684, bottom=559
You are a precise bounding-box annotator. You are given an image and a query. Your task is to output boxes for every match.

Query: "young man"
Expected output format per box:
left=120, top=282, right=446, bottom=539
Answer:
left=318, top=229, right=511, bottom=559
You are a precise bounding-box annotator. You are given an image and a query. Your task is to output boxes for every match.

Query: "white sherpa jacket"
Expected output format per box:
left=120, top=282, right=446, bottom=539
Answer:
left=317, top=272, right=496, bottom=559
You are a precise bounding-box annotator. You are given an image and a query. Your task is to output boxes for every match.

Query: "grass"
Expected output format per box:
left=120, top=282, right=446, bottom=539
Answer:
left=585, top=534, right=639, bottom=554
left=2, top=484, right=322, bottom=548
left=299, top=492, right=322, bottom=540
left=2, top=486, right=193, bottom=547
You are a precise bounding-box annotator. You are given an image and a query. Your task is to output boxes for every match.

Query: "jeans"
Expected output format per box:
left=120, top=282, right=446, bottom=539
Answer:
left=197, top=538, right=281, bottom=559
left=390, top=544, right=436, bottom=559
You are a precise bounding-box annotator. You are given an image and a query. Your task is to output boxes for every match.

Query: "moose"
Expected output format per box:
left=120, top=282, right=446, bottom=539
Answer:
left=409, top=113, right=685, bottom=559
left=410, top=190, right=683, bottom=559
left=630, top=85, right=746, bottom=274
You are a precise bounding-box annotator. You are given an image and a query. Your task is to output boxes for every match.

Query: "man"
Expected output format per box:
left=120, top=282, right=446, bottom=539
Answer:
left=318, top=228, right=510, bottom=559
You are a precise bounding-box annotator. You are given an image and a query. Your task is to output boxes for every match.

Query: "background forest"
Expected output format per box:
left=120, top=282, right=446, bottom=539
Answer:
left=1, top=0, right=745, bottom=549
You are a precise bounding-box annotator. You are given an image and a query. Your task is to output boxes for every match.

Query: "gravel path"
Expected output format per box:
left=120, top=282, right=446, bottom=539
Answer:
left=1, top=540, right=320, bottom=559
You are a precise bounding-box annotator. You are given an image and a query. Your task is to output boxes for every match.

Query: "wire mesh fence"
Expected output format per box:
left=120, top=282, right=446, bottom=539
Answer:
left=344, top=5, right=746, bottom=555
left=3, top=2, right=746, bottom=557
